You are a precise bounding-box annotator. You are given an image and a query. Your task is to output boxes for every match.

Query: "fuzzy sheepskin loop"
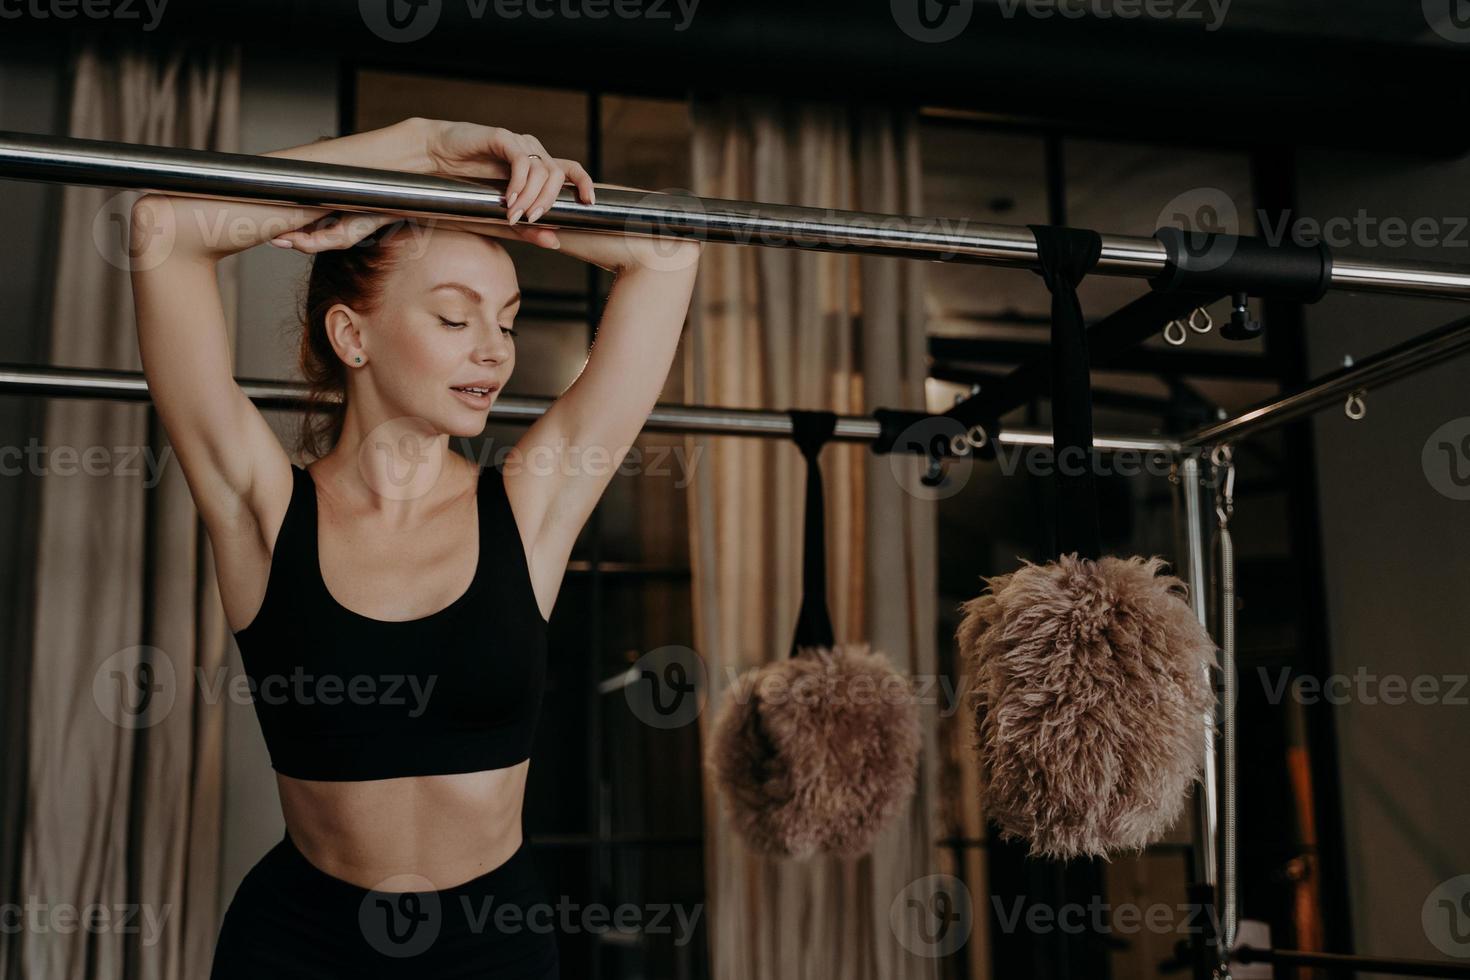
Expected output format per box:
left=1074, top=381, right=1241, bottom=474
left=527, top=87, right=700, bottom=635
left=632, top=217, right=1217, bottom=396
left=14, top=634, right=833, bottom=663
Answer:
left=707, top=643, right=922, bottom=860
left=957, top=554, right=1218, bottom=860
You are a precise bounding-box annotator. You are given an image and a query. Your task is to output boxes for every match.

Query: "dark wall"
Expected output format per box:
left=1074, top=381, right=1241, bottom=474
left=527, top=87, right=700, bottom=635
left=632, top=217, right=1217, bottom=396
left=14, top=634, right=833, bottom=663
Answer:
left=7, top=0, right=1470, bottom=154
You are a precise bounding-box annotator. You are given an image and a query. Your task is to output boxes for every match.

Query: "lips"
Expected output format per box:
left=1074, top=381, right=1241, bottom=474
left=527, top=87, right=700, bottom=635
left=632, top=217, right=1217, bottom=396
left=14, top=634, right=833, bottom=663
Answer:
left=450, top=382, right=500, bottom=408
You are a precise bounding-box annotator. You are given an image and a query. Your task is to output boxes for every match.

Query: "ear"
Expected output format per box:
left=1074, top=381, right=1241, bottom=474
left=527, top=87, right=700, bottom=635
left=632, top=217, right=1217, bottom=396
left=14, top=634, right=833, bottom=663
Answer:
left=324, top=302, right=367, bottom=365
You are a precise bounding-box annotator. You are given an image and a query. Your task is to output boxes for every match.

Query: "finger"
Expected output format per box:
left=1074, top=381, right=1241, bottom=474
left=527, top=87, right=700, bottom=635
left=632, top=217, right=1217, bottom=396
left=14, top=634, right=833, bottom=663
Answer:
left=513, top=224, right=561, bottom=250
left=443, top=220, right=520, bottom=242
left=561, top=160, right=596, bottom=205
left=281, top=213, right=396, bottom=253
left=503, top=133, right=537, bottom=216
left=516, top=134, right=556, bottom=218
left=524, top=163, right=566, bottom=224
left=510, top=157, right=550, bottom=225
left=273, top=213, right=346, bottom=252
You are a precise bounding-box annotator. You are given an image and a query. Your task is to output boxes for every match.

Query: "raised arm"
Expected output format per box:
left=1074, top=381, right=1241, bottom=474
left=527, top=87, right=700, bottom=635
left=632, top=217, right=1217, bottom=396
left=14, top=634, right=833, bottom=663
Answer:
left=128, top=118, right=588, bottom=628
left=128, top=120, right=433, bottom=529
left=472, top=213, right=703, bottom=592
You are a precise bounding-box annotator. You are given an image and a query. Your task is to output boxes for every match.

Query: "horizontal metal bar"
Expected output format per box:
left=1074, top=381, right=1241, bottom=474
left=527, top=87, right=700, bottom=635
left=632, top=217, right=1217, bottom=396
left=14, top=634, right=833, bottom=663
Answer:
left=3, top=131, right=1470, bottom=300
left=931, top=335, right=1280, bottom=381
left=0, top=363, right=1180, bottom=453
left=1183, top=313, right=1470, bottom=447
left=1234, top=946, right=1470, bottom=978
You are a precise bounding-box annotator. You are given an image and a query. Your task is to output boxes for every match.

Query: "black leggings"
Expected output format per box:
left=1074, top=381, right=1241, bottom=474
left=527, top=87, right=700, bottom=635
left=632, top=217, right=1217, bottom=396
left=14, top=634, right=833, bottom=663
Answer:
left=210, top=832, right=560, bottom=979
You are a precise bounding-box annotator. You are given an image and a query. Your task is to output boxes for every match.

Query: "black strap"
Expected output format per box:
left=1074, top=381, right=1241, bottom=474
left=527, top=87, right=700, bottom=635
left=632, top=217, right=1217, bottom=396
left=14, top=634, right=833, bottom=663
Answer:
left=788, top=410, right=837, bottom=655
left=1030, top=225, right=1103, bottom=562
left=936, top=286, right=1223, bottom=436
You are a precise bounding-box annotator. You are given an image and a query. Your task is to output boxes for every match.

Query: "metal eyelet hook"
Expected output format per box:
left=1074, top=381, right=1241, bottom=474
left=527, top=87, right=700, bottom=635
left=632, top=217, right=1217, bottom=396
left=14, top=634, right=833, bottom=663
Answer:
left=1189, top=306, right=1214, bottom=334
left=1164, top=319, right=1188, bottom=346
left=948, top=432, right=972, bottom=457
left=1210, top=443, right=1235, bottom=527
left=1345, top=389, right=1367, bottom=420
left=964, top=424, right=988, bottom=449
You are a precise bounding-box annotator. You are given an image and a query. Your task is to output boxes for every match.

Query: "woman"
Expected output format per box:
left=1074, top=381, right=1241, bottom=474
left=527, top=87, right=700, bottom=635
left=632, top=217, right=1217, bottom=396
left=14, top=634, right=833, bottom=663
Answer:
left=128, top=116, right=701, bottom=977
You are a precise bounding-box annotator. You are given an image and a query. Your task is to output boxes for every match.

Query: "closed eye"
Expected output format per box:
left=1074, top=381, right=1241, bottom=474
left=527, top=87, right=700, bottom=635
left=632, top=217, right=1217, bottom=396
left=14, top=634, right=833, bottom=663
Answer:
left=435, top=321, right=517, bottom=340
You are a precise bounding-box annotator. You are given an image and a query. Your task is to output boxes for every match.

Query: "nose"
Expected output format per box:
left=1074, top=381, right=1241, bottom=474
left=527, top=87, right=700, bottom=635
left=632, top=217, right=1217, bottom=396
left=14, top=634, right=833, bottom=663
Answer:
left=474, top=323, right=514, bottom=365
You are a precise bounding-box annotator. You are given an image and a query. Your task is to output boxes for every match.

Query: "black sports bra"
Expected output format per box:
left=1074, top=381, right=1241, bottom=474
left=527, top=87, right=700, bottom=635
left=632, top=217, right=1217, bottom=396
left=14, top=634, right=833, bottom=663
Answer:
left=231, top=460, right=549, bottom=782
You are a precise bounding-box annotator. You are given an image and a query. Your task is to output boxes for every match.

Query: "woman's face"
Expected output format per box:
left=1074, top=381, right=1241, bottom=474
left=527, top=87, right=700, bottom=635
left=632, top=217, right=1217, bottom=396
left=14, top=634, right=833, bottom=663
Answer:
left=335, top=228, right=521, bottom=440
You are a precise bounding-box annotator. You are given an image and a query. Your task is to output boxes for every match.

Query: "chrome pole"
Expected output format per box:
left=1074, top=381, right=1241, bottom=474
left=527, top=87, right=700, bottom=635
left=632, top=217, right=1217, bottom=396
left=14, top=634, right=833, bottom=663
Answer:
left=1180, top=454, right=1219, bottom=895
left=1183, top=313, right=1470, bottom=447
left=5, top=131, right=1470, bottom=299
left=0, top=363, right=1182, bottom=452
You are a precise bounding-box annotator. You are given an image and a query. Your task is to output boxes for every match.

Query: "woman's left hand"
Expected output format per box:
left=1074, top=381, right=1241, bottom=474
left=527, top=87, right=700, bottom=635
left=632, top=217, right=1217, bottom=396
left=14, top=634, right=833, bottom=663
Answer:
left=446, top=217, right=702, bottom=276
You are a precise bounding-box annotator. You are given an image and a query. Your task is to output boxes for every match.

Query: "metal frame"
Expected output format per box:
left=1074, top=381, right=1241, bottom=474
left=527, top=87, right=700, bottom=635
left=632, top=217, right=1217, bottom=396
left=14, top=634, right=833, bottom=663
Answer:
left=0, top=363, right=1183, bottom=453
left=3, top=132, right=1470, bottom=979
left=1184, top=312, right=1470, bottom=447
left=6, top=131, right=1470, bottom=301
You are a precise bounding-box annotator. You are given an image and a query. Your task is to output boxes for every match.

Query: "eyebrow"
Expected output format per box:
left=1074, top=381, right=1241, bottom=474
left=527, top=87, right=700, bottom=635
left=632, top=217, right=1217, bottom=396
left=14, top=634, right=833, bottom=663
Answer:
left=429, top=283, right=522, bottom=311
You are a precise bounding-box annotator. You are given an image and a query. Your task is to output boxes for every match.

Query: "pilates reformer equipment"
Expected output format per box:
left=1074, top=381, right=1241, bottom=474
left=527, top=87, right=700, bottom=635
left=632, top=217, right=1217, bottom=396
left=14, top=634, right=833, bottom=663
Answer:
left=3, top=130, right=1470, bottom=979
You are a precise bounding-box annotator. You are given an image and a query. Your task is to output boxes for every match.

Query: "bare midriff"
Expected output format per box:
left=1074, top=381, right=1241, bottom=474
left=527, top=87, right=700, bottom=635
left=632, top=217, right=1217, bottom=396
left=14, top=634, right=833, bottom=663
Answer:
left=276, top=759, right=530, bottom=892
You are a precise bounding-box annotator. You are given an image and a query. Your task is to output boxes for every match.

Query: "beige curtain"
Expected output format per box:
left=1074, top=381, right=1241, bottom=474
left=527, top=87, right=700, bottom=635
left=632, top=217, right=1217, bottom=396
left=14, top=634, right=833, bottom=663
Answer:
left=687, top=97, right=943, bottom=980
left=16, top=39, right=240, bottom=980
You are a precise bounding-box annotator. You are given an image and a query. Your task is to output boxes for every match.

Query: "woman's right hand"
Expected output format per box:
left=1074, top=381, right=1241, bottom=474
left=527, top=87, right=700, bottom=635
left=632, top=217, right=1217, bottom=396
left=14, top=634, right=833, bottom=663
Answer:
left=422, top=119, right=596, bottom=222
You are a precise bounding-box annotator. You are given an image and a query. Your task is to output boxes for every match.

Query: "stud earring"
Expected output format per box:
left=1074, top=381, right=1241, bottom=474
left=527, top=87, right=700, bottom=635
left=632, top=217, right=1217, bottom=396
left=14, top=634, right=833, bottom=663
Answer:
left=354, top=355, right=364, bottom=364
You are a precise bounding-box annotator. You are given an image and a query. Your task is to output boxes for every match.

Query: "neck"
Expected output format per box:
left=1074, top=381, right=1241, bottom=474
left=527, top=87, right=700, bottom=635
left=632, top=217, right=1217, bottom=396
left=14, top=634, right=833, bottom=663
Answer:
left=326, top=409, right=463, bottom=510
